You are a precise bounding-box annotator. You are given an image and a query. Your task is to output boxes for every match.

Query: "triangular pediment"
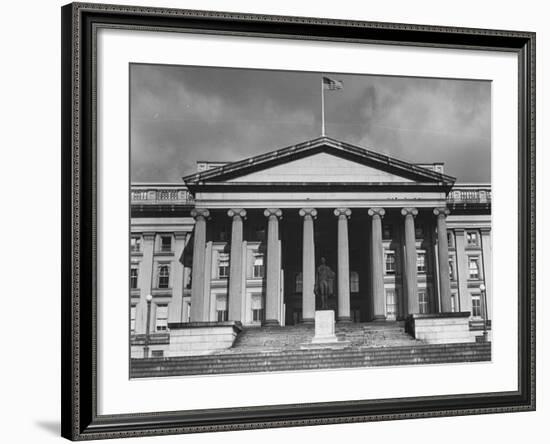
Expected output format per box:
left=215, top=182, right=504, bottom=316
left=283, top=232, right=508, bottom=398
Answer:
left=183, top=137, right=455, bottom=187
left=229, top=151, right=414, bottom=183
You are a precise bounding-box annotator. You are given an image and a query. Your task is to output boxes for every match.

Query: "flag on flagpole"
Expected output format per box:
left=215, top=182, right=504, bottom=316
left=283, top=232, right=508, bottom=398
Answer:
left=321, top=76, right=343, bottom=136
left=322, top=76, right=344, bottom=90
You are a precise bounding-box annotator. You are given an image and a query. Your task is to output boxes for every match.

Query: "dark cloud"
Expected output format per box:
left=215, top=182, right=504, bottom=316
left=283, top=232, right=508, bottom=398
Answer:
left=130, top=64, right=491, bottom=183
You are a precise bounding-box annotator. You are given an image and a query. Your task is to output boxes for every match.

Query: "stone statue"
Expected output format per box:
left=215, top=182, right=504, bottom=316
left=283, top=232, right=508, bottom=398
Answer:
left=315, top=257, right=335, bottom=310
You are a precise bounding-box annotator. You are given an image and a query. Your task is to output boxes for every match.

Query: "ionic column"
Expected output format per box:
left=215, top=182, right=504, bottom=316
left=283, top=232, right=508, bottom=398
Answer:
left=264, top=208, right=283, bottom=326
left=228, top=209, right=247, bottom=322
left=334, top=208, right=352, bottom=322
left=368, top=207, right=386, bottom=320
left=190, top=209, right=210, bottom=322
left=434, top=207, right=452, bottom=312
left=299, top=208, right=317, bottom=324
left=401, top=207, right=419, bottom=314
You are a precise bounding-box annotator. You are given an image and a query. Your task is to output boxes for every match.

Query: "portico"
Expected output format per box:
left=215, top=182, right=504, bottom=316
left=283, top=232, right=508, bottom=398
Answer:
left=183, top=136, right=457, bottom=326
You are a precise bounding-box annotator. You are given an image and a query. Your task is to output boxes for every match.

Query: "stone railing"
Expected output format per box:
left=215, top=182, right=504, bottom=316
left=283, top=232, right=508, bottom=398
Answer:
left=130, top=183, right=489, bottom=207
left=131, top=332, right=170, bottom=345
left=131, top=184, right=194, bottom=205
left=447, top=184, right=491, bottom=205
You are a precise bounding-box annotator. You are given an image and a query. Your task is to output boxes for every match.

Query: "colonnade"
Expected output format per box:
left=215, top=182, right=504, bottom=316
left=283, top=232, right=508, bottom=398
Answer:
left=189, top=206, right=452, bottom=324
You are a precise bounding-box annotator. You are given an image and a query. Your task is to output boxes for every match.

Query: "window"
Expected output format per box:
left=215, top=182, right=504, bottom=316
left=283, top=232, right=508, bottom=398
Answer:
left=130, top=267, right=139, bottom=289
left=251, top=294, right=265, bottom=322
left=130, top=305, right=136, bottom=334
left=471, top=294, right=482, bottom=317
left=295, top=272, right=303, bottom=292
left=419, top=290, right=429, bottom=314
left=252, top=309, right=265, bottom=322
left=415, top=224, right=424, bottom=239
left=157, top=264, right=170, bottom=288
left=218, top=254, right=229, bottom=278
left=417, top=252, right=426, bottom=273
left=185, top=302, right=191, bottom=323
left=385, top=289, right=397, bottom=318
left=451, top=294, right=457, bottom=313
left=218, top=229, right=228, bottom=242
left=382, top=224, right=393, bottom=240
left=255, top=225, right=266, bottom=241
left=350, top=271, right=359, bottom=292
left=160, top=235, right=172, bottom=252
left=130, top=236, right=142, bottom=252
left=151, top=350, right=164, bottom=358
left=467, top=231, right=479, bottom=247
left=253, top=256, right=265, bottom=278
left=447, top=231, right=454, bottom=248
left=468, top=257, right=480, bottom=279
left=155, top=304, right=168, bottom=331
left=216, top=296, right=228, bottom=322
left=448, top=257, right=456, bottom=280
left=385, top=252, right=396, bottom=274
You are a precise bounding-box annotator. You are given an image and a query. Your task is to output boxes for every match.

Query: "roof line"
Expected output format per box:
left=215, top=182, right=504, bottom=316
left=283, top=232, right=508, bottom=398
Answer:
left=186, top=181, right=450, bottom=187
left=182, top=136, right=456, bottom=184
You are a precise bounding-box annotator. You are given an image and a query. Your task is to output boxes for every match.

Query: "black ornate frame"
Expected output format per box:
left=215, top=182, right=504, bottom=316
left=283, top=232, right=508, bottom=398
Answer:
left=61, top=2, right=536, bottom=440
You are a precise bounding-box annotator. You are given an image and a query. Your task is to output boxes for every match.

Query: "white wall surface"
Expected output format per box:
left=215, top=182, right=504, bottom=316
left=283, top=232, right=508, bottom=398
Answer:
left=0, top=0, right=546, bottom=443
left=229, top=152, right=415, bottom=182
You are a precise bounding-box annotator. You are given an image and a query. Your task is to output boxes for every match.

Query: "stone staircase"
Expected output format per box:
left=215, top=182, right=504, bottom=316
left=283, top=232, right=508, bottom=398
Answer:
left=131, top=342, right=491, bottom=378
left=229, top=321, right=417, bottom=352
left=229, top=324, right=315, bottom=351
left=336, top=321, right=418, bottom=347
left=130, top=321, right=491, bottom=378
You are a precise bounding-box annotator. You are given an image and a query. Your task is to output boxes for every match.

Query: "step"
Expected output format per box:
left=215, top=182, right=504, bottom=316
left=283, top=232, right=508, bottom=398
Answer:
left=188, top=342, right=484, bottom=360
left=132, top=354, right=492, bottom=373
left=131, top=343, right=491, bottom=377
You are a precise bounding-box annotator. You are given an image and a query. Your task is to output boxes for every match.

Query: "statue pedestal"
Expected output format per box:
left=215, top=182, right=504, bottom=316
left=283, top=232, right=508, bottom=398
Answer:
left=301, top=310, right=350, bottom=349
left=311, top=310, right=339, bottom=344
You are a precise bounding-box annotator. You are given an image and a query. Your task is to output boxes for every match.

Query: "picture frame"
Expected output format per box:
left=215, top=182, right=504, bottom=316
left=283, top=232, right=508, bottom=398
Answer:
left=61, top=2, right=535, bottom=440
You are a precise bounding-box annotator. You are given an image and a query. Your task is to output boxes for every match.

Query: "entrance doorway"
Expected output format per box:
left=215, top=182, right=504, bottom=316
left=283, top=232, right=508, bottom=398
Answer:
left=281, top=210, right=371, bottom=324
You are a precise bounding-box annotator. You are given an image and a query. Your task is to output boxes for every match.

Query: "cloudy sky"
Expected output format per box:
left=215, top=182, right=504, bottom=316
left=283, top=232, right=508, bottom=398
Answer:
left=130, top=64, right=491, bottom=183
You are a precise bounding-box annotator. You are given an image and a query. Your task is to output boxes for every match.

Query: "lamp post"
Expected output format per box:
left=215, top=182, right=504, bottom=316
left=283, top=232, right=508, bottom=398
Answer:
left=144, top=294, right=153, bottom=358
left=479, top=283, right=488, bottom=342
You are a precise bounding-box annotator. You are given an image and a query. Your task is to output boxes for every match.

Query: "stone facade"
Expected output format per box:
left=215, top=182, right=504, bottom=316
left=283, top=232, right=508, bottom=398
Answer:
left=130, top=137, right=491, bottom=358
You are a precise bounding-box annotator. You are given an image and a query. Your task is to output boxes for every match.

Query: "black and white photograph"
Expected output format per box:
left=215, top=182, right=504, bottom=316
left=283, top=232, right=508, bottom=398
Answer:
left=1, top=0, right=544, bottom=442
left=129, top=64, right=492, bottom=378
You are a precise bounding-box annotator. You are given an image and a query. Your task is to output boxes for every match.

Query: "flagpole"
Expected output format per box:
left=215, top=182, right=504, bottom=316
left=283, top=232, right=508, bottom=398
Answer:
left=321, top=77, right=325, bottom=137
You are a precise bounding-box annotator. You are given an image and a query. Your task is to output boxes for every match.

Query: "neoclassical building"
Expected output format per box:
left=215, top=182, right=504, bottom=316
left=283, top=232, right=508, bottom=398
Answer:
left=130, top=137, right=491, bottom=358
